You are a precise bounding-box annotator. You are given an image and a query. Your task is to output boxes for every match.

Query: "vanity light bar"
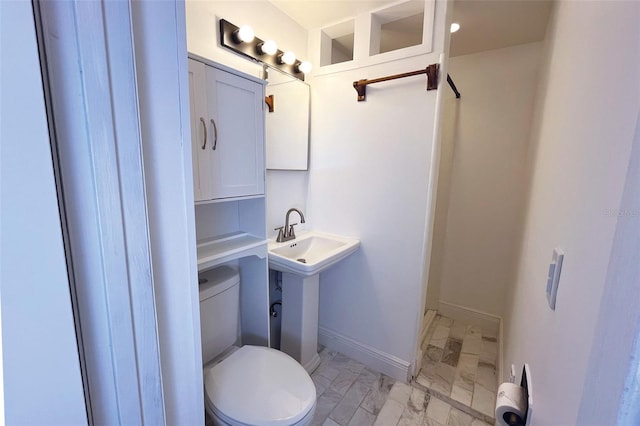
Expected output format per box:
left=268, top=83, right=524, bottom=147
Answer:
left=219, top=19, right=309, bottom=81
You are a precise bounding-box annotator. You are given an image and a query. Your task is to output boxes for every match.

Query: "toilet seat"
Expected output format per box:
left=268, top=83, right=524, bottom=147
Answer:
left=208, top=401, right=315, bottom=426
left=204, top=346, right=316, bottom=426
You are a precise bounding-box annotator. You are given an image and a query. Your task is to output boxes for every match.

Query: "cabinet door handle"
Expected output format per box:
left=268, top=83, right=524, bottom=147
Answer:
left=200, top=117, right=207, bottom=149
left=211, top=118, right=218, bottom=150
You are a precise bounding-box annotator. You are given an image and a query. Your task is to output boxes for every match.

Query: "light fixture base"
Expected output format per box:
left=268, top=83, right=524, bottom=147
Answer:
left=219, top=19, right=305, bottom=81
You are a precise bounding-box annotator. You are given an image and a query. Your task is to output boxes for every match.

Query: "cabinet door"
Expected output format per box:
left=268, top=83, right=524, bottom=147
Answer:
left=207, top=67, right=265, bottom=199
left=188, top=59, right=213, bottom=201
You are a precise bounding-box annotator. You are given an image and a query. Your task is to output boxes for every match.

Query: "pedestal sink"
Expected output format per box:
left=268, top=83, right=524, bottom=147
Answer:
left=268, top=231, right=360, bottom=373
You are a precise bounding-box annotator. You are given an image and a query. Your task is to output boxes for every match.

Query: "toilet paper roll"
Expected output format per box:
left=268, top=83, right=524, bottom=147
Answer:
left=495, top=382, right=526, bottom=426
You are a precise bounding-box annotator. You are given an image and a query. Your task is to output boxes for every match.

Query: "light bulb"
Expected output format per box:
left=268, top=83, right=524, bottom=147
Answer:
left=260, top=40, right=278, bottom=55
left=237, top=25, right=255, bottom=43
left=298, top=61, right=312, bottom=74
left=450, top=22, right=460, bottom=33
left=281, top=51, right=296, bottom=65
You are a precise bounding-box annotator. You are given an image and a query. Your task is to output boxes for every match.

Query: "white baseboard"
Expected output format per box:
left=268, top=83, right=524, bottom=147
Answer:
left=414, top=309, right=438, bottom=378
left=438, top=301, right=501, bottom=337
left=318, top=326, right=411, bottom=382
left=420, top=310, right=437, bottom=350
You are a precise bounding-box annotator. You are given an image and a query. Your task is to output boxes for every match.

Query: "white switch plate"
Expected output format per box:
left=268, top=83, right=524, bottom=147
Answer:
left=546, top=248, right=564, bottom=310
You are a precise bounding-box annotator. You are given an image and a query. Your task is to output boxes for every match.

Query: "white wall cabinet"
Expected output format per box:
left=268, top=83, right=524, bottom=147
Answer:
left=189, top=56, right=265, bottom=201
left=189, top=54, right=270, bottom=347
left=188, top=58, right=212, bottom=201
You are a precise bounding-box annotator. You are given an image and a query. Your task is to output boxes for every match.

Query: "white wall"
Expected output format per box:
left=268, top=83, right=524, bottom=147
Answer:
left=577, top=110, right=640, bottom=425
left=308, top=1, right=448, bottom=374
left=185, top=0, right=310, bottom=234
left=186, top=0, right=307, bottom=78
left=435, top=43, right=543, bottom=317
left=503, top=1, right=640, bottom=424
left=0, top=1, right=87, bottom=423
left=185, top=0, right=449, bottom=377
left=424, top=91, right=457, bottom=313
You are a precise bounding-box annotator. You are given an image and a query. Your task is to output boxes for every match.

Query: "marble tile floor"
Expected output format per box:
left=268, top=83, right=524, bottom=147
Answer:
left=205, top=316, right=497, bottom=426
left=413, top=315, right=498, bottom=424
left=311, top=347, right=493, bottom=426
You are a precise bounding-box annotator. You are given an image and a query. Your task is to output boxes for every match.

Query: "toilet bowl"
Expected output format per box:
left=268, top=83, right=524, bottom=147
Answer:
left=204, top=346, right=316, bottom=425
left=199, top=266, right=316, bottom=426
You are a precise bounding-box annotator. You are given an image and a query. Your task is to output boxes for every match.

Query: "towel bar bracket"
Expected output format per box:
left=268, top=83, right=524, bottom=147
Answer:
left=353, top=81, right=367, bottom=102
left=265, top=95, right=274, bottom=112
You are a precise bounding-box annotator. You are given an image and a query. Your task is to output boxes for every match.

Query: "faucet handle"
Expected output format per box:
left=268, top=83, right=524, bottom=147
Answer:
left=274, top=226, right=285, bottom=242
left=288, top=223, right=298, bottom=239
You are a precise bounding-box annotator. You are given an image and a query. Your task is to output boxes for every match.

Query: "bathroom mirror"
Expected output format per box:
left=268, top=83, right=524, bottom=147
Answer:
left=264, top=65, right=310, bottom=170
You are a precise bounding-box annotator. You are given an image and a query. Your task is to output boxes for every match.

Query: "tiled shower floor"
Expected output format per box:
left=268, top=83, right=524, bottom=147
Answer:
left=413, top=315, right=498, bottom=424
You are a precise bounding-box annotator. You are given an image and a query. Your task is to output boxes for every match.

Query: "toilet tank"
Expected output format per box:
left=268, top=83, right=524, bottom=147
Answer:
left=198, top=266, right=240, bottom=364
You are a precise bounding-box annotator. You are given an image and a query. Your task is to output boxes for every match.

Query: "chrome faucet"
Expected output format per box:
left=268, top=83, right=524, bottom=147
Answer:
left=275, top=208, right=306, bottom=242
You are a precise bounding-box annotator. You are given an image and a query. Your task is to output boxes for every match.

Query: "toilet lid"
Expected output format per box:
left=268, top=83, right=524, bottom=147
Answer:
left=205, top=346, right=316, bottom=426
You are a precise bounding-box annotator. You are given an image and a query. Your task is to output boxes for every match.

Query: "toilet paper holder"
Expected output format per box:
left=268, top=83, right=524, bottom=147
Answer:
left=520, top=364, right=533, bottom=425
left=496, top=364, right=533, bottom=426
left=511, top=364, right=532, bottom=426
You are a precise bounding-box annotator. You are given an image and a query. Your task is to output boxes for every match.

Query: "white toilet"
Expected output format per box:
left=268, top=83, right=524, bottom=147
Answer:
left=199, top=266, right=316, bottom=425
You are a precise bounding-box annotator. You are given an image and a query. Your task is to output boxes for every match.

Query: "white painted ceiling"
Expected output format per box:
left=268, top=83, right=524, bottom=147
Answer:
left=450, top=0, right=553, bottom=57
left=269, top=1, right=397, bottom=30
left=269, top=0, right=553, bottom=57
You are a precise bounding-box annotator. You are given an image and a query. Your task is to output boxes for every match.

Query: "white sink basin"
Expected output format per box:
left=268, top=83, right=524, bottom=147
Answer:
left=268, top=231, right=360, bottom=277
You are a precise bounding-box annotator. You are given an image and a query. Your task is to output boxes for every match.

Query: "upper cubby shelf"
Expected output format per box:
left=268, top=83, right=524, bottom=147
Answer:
left=320, top=20, right=355, bottom=67
left=370, top=1, right=428, bottom=56
left=310, top=0, right=436, bottom=76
